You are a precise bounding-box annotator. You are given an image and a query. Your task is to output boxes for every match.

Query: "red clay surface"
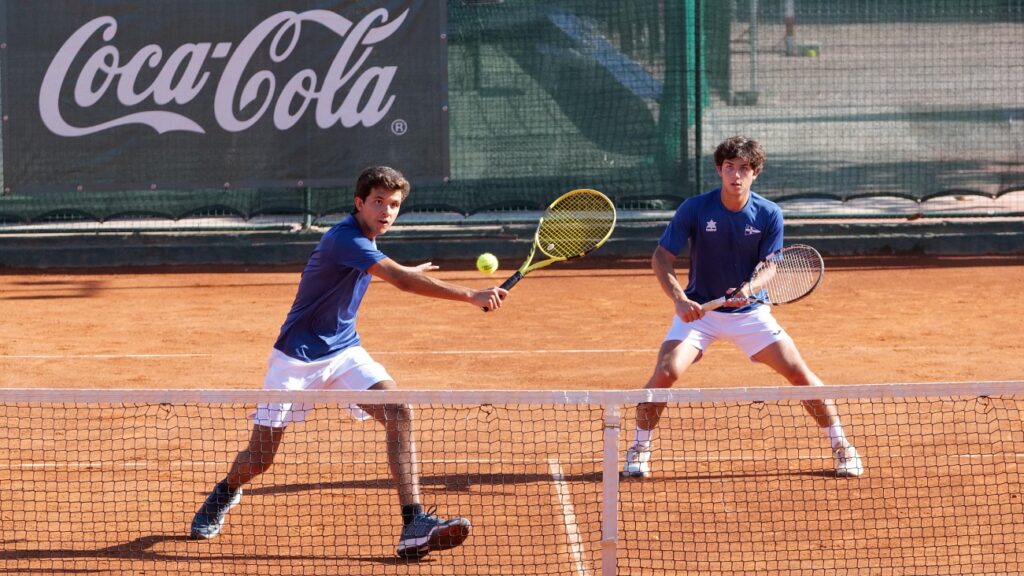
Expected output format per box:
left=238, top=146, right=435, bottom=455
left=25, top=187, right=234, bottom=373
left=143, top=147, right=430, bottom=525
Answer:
left=1, top=255, right=1023, bottom=575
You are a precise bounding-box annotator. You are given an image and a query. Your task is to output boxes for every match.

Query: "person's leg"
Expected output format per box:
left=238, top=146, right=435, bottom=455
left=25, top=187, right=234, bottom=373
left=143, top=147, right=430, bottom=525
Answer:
left=224, top=424, right=287, bottom=487
left=752, top=338, right=864, bottom=476
left=358, top=379, right=470, bottom=558
left=191, top=424, right=286, bottom=539
left=635, top=340, right=703, bottom=432
left=192, top=348, right=306, bottom=540
left=622, top=339, right=703, bottom=478
left=752, top=338, right=836, bottom=423
left=359, top=380, right=420, bottom=507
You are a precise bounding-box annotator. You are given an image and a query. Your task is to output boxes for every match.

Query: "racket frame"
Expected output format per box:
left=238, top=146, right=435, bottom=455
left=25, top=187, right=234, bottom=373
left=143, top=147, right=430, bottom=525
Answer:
left=484, top=188, right=616, bottom=309
left=502, top=188, right=616, bottom=290
left=701, top=244, right=824, bottom=311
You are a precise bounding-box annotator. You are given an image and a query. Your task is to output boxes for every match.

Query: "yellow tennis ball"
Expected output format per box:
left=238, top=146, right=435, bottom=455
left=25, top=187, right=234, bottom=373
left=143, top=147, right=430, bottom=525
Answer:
left=476, top=253, right=498, bottom=275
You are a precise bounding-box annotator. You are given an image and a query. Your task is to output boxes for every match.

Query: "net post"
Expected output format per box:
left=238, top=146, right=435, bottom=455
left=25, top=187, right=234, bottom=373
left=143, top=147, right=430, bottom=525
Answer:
left=602, top=403, right=622, bottom=576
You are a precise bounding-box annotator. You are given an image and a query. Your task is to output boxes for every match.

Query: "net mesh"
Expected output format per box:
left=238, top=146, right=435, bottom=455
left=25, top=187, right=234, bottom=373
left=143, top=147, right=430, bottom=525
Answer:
left=620, top=390, right=1024, bottom=575
left=1, top=385, right=1022, bottom=575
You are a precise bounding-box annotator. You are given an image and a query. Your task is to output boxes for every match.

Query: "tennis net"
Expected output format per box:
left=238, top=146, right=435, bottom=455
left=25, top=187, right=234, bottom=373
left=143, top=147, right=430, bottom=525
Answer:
left=1, top=383, right=1022, bottom=575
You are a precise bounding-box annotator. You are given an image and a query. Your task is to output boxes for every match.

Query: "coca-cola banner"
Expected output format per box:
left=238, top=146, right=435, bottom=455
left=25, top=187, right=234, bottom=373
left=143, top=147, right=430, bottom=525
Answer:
left=0, top=0, right=448, bottom=193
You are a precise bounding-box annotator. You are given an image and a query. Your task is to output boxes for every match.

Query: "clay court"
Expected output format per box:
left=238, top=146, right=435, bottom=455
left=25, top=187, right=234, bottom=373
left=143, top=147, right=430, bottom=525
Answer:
left=1, top=0, right=1020, bottom=572
left=1, top=255, right=1023, bottom=575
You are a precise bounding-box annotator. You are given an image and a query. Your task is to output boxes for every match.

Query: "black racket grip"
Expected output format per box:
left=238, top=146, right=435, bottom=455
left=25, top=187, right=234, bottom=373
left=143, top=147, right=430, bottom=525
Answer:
left=481, top=271, right=523, bottom=312
left=500, top=271, right=523, bottom=291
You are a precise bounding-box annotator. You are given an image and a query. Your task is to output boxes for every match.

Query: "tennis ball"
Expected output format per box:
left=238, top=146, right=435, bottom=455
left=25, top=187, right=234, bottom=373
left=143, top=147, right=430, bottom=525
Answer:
left=806, top=48, right=818, bottom=58
left=476, top=253, right=499, bottom=275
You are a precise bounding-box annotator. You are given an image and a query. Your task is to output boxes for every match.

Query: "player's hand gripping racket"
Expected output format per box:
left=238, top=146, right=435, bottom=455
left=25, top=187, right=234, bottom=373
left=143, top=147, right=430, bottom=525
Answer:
left=701, top=244, right=824, bottom=311
left=483, top=189, right=616, bottom=311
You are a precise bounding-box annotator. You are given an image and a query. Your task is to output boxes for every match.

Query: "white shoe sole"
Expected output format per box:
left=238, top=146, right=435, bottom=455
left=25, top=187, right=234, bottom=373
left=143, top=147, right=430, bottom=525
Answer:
left=397, top=518, right=471, bottom=559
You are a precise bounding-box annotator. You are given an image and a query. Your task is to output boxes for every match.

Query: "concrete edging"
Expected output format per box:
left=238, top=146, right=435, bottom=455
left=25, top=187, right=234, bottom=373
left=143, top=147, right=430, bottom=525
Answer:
left=0, top=219, right=1021, bottom=269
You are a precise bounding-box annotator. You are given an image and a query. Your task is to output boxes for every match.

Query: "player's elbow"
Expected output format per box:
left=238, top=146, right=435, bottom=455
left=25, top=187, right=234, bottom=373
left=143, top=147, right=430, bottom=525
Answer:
left=651, top=247, right=675, bottom=272
left=370, top=259, right=418, bottom=292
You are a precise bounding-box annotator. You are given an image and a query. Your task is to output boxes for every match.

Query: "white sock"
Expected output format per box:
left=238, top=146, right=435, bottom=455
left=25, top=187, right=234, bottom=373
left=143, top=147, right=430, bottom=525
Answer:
left=825, top=423, right=849, bottom=450
left=633, top=428, right=653, bottom=448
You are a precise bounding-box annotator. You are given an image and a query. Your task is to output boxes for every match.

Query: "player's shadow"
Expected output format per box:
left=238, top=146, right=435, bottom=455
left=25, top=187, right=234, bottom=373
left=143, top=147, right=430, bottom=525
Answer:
left=2, top=280, right=104, bottom=300
left=0, top=535, right=189, bottom=565
left=247, top=470, right=604, bottom=497
left=0, top=534, right=326, bottom=567
left=620, top=469, right=853, bottom=481
left=345, top=554, right=441, bottom=565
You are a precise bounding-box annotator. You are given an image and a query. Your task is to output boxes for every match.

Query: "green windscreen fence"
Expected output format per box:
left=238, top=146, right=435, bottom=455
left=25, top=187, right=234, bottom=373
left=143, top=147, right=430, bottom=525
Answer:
left=1, top=0, right=1022, bottom=228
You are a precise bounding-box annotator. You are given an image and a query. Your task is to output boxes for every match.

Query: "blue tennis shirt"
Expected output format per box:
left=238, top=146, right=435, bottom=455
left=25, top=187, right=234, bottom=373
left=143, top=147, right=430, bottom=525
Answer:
left=274, top=214, right=386, bottom=361
left=658, top=188, right=784, bottom=312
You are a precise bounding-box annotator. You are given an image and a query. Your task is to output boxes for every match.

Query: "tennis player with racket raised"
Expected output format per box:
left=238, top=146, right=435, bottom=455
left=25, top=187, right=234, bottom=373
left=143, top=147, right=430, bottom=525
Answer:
left=190, top=166, right=506, bottom=558
left=621, top=136, right=864, bottom=478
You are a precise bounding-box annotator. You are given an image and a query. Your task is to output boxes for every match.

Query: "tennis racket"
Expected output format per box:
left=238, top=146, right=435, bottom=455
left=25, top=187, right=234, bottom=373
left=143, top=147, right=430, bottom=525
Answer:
left=701, top=244, right=824, bottom=312
left=483, top=188, right=616, bottom=311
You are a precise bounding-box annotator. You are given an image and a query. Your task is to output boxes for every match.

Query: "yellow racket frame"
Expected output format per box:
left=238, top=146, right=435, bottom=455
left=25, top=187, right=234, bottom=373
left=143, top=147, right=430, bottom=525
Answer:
left=500, top=188, right=617, bottom=291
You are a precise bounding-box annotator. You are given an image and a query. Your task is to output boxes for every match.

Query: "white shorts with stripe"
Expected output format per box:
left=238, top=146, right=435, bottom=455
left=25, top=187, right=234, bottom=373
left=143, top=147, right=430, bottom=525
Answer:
left=253, top=346, right=393, bottom=428
left=664, top=305, right=790, bottom=358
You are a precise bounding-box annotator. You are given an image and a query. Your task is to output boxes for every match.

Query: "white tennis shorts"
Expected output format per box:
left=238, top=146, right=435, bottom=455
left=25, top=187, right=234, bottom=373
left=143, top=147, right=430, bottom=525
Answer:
left=664, top=305, right=790, bottom=359
left=253, top=346, right=393, bottom=428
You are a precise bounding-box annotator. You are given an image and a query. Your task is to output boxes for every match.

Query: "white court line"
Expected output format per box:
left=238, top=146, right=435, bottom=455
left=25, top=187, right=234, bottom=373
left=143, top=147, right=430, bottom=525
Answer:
left=0, top=461, right=153, bottom=470
left=549, top=459, right=591, bottom=576
left=376, top=349, right=656, bottom=355
left=0, top=349, right=652, bottom=360
left=0, top=353, right=213, bottom=359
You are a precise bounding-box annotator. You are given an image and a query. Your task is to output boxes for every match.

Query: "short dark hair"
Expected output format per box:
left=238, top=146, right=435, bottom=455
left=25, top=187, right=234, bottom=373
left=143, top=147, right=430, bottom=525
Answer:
left=355, top=166, right=410, bottom=204
left=713, top=136, right=766, bottom=172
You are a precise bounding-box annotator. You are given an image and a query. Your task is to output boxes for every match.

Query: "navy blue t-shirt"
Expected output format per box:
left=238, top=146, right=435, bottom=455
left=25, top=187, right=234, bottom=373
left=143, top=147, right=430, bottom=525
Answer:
left=658, top=188, right=783, bottom=312
left=273, top=214, right=386, bottom=361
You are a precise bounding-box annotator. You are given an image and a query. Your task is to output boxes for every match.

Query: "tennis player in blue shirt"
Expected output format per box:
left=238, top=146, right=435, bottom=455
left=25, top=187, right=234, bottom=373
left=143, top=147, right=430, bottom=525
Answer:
left=621, top=136, right=864, bottom=479
left=190, top=166, right=507, bottom=559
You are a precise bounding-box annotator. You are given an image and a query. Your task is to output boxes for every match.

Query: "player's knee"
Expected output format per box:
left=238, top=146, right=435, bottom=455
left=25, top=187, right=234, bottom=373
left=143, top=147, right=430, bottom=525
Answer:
left=241, top=452, right=277, bottom=476
left=650, top=364, right=682, bottom=387
left=790, top=372, right=821, bottom=386
left=778, top=363, right=817, bottom=385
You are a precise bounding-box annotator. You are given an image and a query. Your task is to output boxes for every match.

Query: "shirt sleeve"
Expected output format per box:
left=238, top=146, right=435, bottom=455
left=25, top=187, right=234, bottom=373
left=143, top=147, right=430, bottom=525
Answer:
left=658, top=199, right=695, bottom=256
left=324, top=227, right=386, bottom=272
left=760, top=205, right=785, bottom=260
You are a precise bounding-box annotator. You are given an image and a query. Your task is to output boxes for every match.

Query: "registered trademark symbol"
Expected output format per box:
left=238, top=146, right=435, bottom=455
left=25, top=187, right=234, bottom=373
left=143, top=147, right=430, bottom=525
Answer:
left=391, top=119, right=407, bottom=135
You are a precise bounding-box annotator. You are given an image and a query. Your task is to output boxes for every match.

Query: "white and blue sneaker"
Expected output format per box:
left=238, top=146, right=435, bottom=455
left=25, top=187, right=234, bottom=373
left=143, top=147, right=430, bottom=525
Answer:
left=190, top=481, right=242, bottom=539
left=621, top=444, right=652, bottom=478
left=834, top=445, right=865, bottom=477
left=396, top=508, right=471, bottom=559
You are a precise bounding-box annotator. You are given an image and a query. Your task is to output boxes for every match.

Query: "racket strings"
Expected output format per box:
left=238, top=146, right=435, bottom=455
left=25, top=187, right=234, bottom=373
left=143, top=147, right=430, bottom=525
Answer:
left=537, top=192, right=616, bottom=258
left=752, top=248, right=823, bottom=304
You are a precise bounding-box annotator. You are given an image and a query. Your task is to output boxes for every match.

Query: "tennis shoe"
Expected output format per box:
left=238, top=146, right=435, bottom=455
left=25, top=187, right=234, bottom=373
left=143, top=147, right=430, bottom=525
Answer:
left=834, top=445, right=864, bottom=477
left=621, top=444, right=652, bottom=478
left=396, top=507, right=471, bottom=559
left=190, top=481, right=242, bottom=539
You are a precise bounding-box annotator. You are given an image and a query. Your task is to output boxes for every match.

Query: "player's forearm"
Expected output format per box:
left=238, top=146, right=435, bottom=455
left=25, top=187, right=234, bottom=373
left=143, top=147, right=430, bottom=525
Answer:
left=652, top=247, right=690, bottom=305
left=657, top=272, right=689, bottom=305
left=391, top=269, right=474, bottom=302
left=370, top=258, right=475, bottom=303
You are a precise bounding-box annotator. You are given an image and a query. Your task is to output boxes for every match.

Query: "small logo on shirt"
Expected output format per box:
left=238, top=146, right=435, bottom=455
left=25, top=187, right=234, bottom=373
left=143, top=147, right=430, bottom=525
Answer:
left=744, top=224, right=761, bottom=236
left=705, top=219, right=717, bottom=232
